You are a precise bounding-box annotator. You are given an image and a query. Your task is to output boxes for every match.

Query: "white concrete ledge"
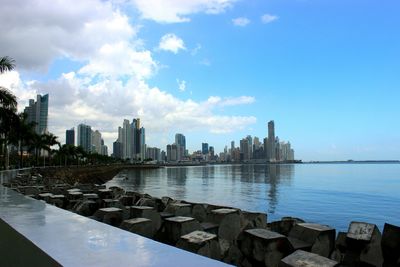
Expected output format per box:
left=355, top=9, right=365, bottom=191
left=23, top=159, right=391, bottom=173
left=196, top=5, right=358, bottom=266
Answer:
left=0, top=185, right=230, bottom=267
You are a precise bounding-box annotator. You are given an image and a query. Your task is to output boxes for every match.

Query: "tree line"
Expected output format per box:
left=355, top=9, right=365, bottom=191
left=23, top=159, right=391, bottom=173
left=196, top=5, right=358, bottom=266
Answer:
left=0, top=57, right=121, bottom=170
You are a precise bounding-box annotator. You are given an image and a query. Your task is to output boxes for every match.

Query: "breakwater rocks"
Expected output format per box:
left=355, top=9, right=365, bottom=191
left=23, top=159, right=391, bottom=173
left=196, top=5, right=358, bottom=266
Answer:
left=4, top=177, right=400, bottom=267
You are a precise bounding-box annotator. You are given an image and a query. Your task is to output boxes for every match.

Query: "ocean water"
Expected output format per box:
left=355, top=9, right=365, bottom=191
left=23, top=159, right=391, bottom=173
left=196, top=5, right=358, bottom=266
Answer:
left=105, top=163, right=400, bottom=232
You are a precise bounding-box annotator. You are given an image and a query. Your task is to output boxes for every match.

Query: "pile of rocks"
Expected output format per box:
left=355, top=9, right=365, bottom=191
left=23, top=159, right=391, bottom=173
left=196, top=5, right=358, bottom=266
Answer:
left=5, top=180, right=400, bottom=267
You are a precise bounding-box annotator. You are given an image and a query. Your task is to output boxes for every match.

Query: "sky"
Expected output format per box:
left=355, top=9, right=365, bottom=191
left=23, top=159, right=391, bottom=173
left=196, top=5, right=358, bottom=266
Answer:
left=0, top=0, right=399, bottom=161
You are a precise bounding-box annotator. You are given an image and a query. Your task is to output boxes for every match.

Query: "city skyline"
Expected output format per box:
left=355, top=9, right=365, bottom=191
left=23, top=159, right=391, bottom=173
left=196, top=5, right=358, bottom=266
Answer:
left=1, top=1, right=399, bottom=161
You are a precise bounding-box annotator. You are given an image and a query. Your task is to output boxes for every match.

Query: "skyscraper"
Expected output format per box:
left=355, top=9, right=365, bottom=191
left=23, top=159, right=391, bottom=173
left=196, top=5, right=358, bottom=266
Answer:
left=122, top=119, right=131, bottom=159
left=175, top=133, right=186, bottom=161
left=66, top=128, right=75, bottom=145
left=202, top=143, right=209, bottom=155
left=268, top=120, right=276, bottom=162
left=77, top=124, right=92, bottom=153
left=92, top=130, right=102, bottom=154
left=139, top=127, right=146, bottom=160
left=24, top=94, right=49, bottom=134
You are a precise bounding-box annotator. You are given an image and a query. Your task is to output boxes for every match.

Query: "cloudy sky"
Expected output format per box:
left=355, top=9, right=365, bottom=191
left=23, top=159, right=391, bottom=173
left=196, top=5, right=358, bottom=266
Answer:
left=0, top=0, right=399, bottom=161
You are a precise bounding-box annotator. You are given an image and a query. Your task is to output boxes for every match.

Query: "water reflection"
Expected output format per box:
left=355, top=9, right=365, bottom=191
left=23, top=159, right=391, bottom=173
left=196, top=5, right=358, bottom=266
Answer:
left=107, top=164, right=294, bottom=215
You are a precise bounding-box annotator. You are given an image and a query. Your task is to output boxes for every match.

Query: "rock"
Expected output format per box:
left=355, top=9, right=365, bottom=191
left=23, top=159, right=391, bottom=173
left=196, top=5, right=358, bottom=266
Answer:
left=176, top=230, right=221, bottom=260
left=117, top=195, right=135, bottom=206
left=242, top=211, right=268, bottom=229
left=94, top=207, right=123, bottom=226
left=223, top=244, right=243, bottom=266
left=268, top=217, right=305, bottom=236
left=192, top=204, right=207, bottom=222
left=382, top=223, right=400, bottom=265
left=160, top=212, right=174, bottom=219
left=38, top=192, right=53, bottom=202
left=201, top=222, right=219, bottom=235
left=136, top=197, right=157, bottom=208
left=164, top=203, right=192, bottom=216
left=241, top=228, right=293, bottom=267
left=74, top=200, right=99, bottom=216
left=330, top=232, right=347, bottom=263
left=161, top=196, right=174, bottom=207
left=346, top=221, right=383, bottom=267
left=279, top=250, right=338, bottom=267
left=97, top=189, right=113, bottom=199
left=109, top=186, right=125, bottom=198
left=120, top=218, right=156, bottom=238
left=164, top=216, right=202, bottom=244
left=67, top=191, right=83, bottom=201
left=48, top=194, right=66, bottom=208
left=83, top=193, right=99, bottom=201
left=130, top=206, right=162, bottom=232
left=288, top=223, right=336, bottom=257
left=209, top=208, right=242, bottom=250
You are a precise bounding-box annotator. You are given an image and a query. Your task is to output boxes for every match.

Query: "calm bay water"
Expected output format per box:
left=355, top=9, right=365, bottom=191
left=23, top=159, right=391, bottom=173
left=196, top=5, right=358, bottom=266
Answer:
left=106, top=163, right=400, bottom=232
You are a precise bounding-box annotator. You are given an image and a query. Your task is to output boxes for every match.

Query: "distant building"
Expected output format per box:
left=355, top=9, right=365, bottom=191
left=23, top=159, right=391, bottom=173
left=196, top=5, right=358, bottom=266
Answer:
left=167, top=144, right=178, bottom=161
left=175, top=133, right=186, bottom=161
left=240, top=138, right=250, bottom=161
left=24, top=94, right=49, bottom=134
left=113, top=141, right=122, bottom=159
left=268, top=120, right=276, bottom=162
left=202, top=143, right=209, bottom=155
left=77, top=124, right=92, bottom=153
left=66, top=128, right=75, bottom=146
left=92, top=130, right=102, bottom=154
left=147, top=147, right=161, bottom=161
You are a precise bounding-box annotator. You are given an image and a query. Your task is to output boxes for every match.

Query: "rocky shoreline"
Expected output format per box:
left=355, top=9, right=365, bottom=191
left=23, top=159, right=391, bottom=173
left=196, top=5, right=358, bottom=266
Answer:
left=4, top=171, right=400, bottom=267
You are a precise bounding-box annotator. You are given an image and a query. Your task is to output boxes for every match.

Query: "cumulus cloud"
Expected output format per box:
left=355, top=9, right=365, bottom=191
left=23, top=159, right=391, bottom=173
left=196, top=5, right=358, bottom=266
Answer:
left=158, top=33, right=186, bottom=54
left=0, top=0, right=141, bottom=71
left=261, top=14, right=279, bottom=24
left=176, top=79, right=186, bottom=92
left=1, top=0, right=257, bottom=151
left=232, top=17, right=250, bottom=27
left=130, top=0, right=236, bottom=23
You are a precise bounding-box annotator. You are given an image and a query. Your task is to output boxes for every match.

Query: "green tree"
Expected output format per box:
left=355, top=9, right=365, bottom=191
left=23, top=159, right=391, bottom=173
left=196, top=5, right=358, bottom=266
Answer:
left=0, top=56, right=17, bottom=169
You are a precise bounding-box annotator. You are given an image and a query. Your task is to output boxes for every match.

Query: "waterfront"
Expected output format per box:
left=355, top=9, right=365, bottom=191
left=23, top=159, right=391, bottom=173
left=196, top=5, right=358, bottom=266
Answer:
left=106, top=163, right=400, bottom=232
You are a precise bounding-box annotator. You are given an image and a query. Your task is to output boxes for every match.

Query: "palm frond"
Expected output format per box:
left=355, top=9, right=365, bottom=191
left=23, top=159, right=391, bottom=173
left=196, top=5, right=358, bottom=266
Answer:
left=0, top=56, right=16, bottom=73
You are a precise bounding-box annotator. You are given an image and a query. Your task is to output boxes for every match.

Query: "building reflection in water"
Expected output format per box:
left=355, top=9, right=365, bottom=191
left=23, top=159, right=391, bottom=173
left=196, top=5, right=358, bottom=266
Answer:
left=108, top=164, right=294, bottom=215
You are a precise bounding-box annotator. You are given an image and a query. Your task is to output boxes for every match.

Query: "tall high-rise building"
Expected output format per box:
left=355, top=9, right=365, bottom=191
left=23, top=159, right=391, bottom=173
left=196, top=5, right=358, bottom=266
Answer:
left=139, top=127, right=146, bottom=160
left=246, top=135, right=253, bottom=159
left=268, top=120, right=276, bottom=162
left=202, top=143, right=209, bottom=155
left=92, top=130, right=102, bottom=154
left=24, top=94, right=49, bottom=134
left=77, top=124, right=92, bottom=153
left=122, top=119, right=131, bottom=159
left=240, top=138, right=250, bottom=160
left=113, top=141, right=122, bottom=159
left=175, top=133, right=186, bottom=161
left=66, top=128, right=75, bottom=145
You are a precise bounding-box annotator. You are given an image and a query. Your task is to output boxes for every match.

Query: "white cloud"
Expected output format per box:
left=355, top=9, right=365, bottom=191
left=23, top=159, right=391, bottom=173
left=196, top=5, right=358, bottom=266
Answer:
left=176, top=79, right=186, bottom=92
left=206, top=96, right=255, bottom=107
left=261, top=14, right=279, bottom=24
left=158, top=33, right=186, bottom=54
left=1, top=0, right=257, bottom=152
left=199, top=58, right=211, bottom=66
left=232, top=17, right=250, bottom=27
left=191, top=43, right=202, bottom=56
left=130, top=0, right=236, bottom=23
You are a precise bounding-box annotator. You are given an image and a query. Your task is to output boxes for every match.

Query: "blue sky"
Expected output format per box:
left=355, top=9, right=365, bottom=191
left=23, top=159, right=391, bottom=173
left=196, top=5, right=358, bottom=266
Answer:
left=1, top=0, right=399, bottom=160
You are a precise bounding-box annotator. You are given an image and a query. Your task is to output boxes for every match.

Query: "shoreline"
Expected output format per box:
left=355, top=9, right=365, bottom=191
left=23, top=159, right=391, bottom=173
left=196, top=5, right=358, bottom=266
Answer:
left=5, top=172, right=399, bottom=267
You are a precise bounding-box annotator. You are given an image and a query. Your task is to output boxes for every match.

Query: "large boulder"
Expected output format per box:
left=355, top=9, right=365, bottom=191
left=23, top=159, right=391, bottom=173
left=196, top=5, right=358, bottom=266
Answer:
left=176, top=230, right=221, bottom=260
left=241, top=228, right=293, bottom=267
left=279, top=250, right=338, bottom=267
left=164, top=216, right=202, bottom=244
left=288, top=223, right=336, bottom=257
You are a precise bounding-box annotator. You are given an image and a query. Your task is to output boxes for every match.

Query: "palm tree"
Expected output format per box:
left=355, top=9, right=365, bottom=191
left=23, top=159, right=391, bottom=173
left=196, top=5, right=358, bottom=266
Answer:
left=41, top=133, right=59, bottom=167
left=0, top=56, right=17, bottom=170
left=0, top=56, right=15, bottom=73
left=8, top=113, right=37, bottom=168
